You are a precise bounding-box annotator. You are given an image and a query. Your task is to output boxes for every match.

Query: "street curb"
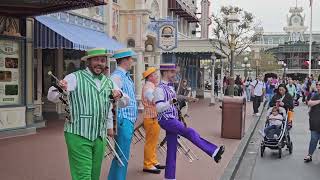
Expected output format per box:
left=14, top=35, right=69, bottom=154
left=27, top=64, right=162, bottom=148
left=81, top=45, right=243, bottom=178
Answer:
left=219, top=105, right=267, bottom=180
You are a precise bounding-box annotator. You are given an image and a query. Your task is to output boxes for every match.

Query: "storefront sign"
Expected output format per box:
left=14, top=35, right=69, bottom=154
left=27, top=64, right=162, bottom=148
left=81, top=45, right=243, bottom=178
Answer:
left=0, top=39, right=21, bottom=105
left=152, top=18, right=177, bottom=51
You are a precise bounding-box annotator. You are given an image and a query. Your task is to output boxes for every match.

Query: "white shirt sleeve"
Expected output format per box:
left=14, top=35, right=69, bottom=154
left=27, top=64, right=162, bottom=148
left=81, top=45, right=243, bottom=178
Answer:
left=106, top=105, right=114, bottom=129
left=111, top=74, right=123, bottom=89
left=154, top=87, right=171, bottom=113
left=47, top=73, right=77, bottom=103
left=112, top=80, right=129, bottom=108
left=144, top=88, right=155, bottom=102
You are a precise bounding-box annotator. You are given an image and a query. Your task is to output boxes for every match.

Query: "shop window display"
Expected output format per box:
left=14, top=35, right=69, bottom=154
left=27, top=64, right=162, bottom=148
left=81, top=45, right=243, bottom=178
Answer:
left=0, top=39, right=22, bottom=106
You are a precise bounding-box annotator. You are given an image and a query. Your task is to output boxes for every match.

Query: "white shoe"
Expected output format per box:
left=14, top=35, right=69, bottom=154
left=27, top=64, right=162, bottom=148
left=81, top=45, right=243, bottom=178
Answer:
left=255, top=113, right=261, bottom=116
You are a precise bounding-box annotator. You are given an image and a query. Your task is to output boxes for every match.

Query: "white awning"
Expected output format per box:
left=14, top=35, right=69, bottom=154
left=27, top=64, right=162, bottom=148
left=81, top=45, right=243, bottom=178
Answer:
left=166, top=38, right=228, bottom=58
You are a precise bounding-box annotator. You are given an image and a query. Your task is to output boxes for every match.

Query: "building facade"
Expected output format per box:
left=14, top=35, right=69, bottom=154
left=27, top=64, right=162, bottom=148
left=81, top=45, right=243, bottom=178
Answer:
left=0, top=0, right=107, bottom=137
left=250, top=6, right=320, bottom=79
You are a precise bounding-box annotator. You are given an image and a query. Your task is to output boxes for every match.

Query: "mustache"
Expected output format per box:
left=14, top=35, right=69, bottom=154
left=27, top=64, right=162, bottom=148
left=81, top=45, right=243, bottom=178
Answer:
left=93, top=65, right=104, bottom=69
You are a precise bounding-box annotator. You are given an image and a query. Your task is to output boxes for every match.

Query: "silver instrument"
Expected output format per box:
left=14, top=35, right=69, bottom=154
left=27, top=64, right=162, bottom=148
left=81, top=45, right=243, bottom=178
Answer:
left=48, top=71, right=71, bottom=122
left=133, top=121, right=199, bottom=163
left=105, top=137, right=129, bottom=166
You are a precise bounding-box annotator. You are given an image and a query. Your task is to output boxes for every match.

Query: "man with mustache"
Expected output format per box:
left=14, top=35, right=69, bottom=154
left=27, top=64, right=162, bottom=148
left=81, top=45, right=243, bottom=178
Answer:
left=47, top=48, right=129, bottom=180
left=108, top=48, right=138, bottom=180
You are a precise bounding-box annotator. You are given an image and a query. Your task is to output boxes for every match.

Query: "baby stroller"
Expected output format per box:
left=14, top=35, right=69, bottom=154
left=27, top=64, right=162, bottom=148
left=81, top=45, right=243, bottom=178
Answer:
left=260, top=107, right=293, bottom=158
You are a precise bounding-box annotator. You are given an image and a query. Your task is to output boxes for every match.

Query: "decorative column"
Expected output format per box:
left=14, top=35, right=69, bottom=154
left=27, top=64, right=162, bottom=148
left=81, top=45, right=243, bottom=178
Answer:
left=104, top=0, right=113, bottom=35
left=56, top=48, right=64, bottom=114
left=200, top=0, right=211, bottom=39
left=25, top=18, right=35, bottom=126
left=136, top=51, right=144, bottom=111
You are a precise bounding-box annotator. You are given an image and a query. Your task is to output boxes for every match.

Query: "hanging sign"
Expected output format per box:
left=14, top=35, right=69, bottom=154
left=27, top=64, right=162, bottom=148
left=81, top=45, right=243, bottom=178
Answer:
left=151, top=18, right=177, bottom=51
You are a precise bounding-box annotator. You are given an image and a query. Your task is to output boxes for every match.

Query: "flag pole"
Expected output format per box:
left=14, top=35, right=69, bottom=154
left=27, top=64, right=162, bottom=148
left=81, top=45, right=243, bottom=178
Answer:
left=308, top=0, right=313, bottom=78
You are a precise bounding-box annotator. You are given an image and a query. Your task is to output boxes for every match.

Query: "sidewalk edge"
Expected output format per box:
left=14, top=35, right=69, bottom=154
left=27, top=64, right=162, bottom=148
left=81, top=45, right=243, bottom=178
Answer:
left=219, top=105, right=266, bottom=180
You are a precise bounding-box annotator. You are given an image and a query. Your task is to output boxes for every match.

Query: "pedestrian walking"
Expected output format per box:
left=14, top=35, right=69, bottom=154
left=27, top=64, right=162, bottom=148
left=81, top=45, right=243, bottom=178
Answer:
left=250, top=75, right=266, bottom=116
left=269, top=84, right=294, bottom=112
left=304, top=81, right=320, bottom=163
left=265, top=78, right=275, bottom=107
left=235, top=75, right=243, bottom=96
left=286, top=78, right=297, bottom=99
left=47, top=48, right=128, bottom=180
left=154, top=63, right=225, bottom=180
left=244, top=77, right=252, bottom=102
left=141, top=67, right=165, bottom=174
left=269, top=83, right=294, bottom=128
left=108, top=48, right=138, bottom=180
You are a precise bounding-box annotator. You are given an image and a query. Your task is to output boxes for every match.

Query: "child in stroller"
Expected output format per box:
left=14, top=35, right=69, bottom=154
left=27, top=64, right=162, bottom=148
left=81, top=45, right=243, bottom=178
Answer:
left=260, top=106, right=293, bottom=158
left=260, top=107, right=284, bottom=138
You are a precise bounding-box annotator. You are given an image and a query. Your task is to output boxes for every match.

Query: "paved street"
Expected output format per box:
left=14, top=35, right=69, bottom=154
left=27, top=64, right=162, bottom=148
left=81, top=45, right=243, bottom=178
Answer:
left=236, top=103, right=320, bottom=180
left=0, top=99, right=254, bottom=180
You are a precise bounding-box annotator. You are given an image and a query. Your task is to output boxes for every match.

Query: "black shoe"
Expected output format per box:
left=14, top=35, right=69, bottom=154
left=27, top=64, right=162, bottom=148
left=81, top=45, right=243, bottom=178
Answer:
left=143, top=168, right=161, bottom=174
left=214, top=145, right=225, bottom=163
left=304, top=155, right=312, bottom=163
left=155, top=164, right=166, bottom=169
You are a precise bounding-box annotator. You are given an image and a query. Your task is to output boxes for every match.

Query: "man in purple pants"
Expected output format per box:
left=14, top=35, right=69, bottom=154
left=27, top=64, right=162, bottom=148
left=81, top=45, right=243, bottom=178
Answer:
left=154, top=63, right=225, bottom=180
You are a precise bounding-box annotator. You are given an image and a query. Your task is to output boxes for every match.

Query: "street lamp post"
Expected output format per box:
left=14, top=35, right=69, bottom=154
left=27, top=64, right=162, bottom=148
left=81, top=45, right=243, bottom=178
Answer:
left=226, top=9, right=240, bottom=97
left=242, top=57, right=250, bottom=79
left=210, top=55, right=217, bottom=105
left=284, top=63, right=288, bottom=79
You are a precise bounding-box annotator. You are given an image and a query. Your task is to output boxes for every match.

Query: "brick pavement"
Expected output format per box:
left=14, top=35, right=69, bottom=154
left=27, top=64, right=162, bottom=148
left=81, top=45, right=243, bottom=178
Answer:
left=0, top=98, right=254, bottom=180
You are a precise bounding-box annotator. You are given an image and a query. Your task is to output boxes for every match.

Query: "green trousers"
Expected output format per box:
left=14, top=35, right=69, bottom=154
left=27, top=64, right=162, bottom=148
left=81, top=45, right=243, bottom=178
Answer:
left=65, top=132, right=106, bottom=180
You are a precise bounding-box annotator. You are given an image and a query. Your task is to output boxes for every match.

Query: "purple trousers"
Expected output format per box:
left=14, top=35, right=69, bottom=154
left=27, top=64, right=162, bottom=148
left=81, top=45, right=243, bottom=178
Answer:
left=158, top=118, right=218, bottom=180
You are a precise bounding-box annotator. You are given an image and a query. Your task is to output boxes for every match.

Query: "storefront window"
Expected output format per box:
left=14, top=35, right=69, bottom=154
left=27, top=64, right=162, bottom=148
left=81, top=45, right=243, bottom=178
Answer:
left=63, top=49, right=84, bottom=76
left=0, top=38, right=23, bottom=106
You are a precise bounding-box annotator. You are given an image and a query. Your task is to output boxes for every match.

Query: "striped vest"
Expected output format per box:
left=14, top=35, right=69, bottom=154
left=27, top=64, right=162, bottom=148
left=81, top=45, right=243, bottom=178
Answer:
left=157, top=82, right=178, bottom=120
left=142, top=81, right=157, bottom=118
left=111, top=68, right=138, bottom=123
left=65, top=70, right=113, bottom=141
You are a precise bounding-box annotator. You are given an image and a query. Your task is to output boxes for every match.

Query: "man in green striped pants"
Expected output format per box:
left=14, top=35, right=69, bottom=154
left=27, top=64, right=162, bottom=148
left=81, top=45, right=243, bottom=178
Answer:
left=48, top=48, right=129, bottom=180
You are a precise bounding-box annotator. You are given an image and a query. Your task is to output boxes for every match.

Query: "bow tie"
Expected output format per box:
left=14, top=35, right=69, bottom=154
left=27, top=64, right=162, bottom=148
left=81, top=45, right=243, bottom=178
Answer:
left=93, top=74, right=104, bottom=81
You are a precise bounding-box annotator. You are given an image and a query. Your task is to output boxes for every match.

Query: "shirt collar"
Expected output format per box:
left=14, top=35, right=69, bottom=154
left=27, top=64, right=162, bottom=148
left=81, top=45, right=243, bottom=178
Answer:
left=161, top=80, right=169, bottom=85
left=117, top=66, right=127, bottom=74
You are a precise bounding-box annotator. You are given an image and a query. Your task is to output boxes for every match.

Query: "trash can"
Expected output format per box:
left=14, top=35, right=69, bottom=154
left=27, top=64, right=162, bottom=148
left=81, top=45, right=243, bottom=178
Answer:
left=221, top=96, right=246, bottom=139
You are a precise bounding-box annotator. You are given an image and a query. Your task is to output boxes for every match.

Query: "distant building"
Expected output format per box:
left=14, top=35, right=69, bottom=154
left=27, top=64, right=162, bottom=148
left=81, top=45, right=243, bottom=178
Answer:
left=250, top=5, right=320, bottom=79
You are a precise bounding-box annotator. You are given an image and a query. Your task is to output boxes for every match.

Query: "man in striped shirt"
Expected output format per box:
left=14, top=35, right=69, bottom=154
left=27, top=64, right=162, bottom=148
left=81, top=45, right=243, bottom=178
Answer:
left=154, top=64, right=225, bottom=180
left=108, top=48, right=138, bottom=180
left=141, top=67, right=165, bottom=174
left=47, top=48, right=129, bottom=180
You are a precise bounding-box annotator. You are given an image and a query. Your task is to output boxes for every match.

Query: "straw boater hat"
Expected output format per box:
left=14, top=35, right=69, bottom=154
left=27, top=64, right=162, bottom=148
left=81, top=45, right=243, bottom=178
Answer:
left=142, top=67, right=158, bottom=80
left=112, top=48, right=136, bottom=59
left=81, top=48, right=112, bottom=61
left=159, top=63, right=177, bottom=71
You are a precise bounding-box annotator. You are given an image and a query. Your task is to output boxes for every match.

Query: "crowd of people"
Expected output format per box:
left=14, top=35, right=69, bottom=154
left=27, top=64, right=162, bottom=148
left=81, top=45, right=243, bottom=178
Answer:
left=224, top=73, right=320, bottom=164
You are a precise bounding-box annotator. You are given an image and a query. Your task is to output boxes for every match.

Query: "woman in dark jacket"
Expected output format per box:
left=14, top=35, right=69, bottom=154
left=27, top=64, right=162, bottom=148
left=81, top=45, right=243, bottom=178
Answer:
left=304, top=82, right=320, bottom=163
left=269, top=84, right=294, bottom=111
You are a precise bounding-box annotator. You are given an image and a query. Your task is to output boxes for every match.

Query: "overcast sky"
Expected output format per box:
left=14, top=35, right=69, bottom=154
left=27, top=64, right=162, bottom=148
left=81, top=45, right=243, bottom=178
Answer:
left=204, top=0, right=320, bottom=33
